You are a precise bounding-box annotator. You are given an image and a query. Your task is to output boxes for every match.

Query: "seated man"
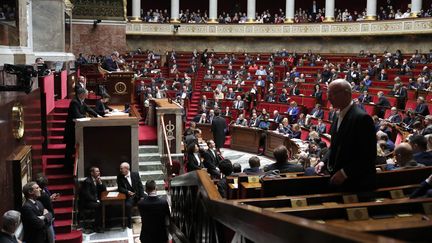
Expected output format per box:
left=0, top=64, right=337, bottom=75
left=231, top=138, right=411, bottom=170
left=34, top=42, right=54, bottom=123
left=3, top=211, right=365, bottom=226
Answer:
left=94, top=94, right=113, bottom=116
left=358, top=90, right=372, bottom=103
left=79, top=166, right=107, bottom=232
left=138, top=180, right=170, bottom=243
left=387, top=143, right=424, bottom=170
left=309, top=104, right=324, bottom=119
left=232, top=95, right=245, bottom=111
left=386, top=107, right=402, bottom=123
left=243, top=156, right=264, bottom=175
left=235, top=114, right=248, bottom=126
left=409, top=135, right=432, bottom=166
left=265, top=145, right=304, bottom=173
left=415, top=96, right=430, bottom=117
left=117, top=162, right=145, bottom=228
left=0, top=210, right=21, bottom=243
left=217, top=159, right=234, bottom=198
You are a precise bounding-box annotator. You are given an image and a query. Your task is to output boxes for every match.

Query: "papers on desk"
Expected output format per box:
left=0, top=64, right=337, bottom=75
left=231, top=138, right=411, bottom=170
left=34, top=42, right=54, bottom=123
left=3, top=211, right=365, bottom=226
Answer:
left=76, top=118, right=91, bottom=122
left=106, top=192, right=119, bottom=198
left=105, top=111, right=128, bottom=117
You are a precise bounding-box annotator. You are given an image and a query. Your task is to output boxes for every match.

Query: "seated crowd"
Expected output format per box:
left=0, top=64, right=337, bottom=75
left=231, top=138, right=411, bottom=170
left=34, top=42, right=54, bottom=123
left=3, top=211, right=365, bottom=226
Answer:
left=0, top=4, right=15, bottom=21
left=137, top=2, right=432, bottom=24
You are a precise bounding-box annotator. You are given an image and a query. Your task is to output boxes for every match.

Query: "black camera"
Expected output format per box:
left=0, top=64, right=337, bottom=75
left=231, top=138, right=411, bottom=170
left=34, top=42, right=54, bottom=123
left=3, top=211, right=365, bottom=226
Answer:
left=1, top=64, right=37, bottom=94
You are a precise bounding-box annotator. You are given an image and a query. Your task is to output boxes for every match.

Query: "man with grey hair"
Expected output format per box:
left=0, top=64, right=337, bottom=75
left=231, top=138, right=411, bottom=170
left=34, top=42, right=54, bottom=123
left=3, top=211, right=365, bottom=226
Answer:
left=315, top=79, right=376, bottom=191
left=21, top=181, right=52, bottom=243
left=0, top=210, right=21, bottom=243
left=116, top=162, right=144, bottom=228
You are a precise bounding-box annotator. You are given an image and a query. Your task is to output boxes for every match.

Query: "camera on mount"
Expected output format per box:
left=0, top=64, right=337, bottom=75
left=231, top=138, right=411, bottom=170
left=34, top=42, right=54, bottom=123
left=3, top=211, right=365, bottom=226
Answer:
left=1, top=64, right=38, bottom=94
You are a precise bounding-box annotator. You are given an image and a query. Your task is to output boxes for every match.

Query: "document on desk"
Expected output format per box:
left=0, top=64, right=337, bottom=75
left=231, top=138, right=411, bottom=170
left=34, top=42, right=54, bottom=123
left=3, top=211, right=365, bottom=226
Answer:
left=76, top=118, right=91, bottom=122
left=106, top=192, right=119, bottom=198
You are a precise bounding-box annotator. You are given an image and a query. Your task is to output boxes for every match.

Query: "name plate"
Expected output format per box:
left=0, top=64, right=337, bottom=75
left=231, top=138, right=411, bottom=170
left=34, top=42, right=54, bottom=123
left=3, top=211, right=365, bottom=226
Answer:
left=343, top=194, right=359, bottom=204
left=248, top=176, right=260, bottom=183
left=423, top=202, right=432, bottom=215
left=346, top=207, right=369, bottom=221
left=291, top=198, right=308, bottom=208
left=389, top=189, right=405, bottom=199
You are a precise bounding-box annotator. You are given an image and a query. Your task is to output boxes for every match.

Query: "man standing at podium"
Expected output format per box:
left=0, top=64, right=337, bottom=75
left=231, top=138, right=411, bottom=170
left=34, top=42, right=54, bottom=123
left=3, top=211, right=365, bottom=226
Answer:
left=64, top=88, right=100, bottom=168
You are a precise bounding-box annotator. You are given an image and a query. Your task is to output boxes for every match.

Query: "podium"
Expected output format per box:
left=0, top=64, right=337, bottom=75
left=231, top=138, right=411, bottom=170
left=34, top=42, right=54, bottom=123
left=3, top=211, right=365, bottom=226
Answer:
left=105, top=72, right=135, bottom=105
left=75, top=116, right=139, bottom=178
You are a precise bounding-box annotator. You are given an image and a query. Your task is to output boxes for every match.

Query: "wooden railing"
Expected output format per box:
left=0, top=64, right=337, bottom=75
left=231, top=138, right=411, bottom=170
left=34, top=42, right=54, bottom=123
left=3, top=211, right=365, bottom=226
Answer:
left=170, top=170, right=397, bottom=243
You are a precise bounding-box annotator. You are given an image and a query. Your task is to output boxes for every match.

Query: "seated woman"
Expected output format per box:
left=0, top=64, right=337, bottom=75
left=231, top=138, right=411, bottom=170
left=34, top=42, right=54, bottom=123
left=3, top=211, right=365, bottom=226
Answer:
left=186, top=143, right=203, bottom=172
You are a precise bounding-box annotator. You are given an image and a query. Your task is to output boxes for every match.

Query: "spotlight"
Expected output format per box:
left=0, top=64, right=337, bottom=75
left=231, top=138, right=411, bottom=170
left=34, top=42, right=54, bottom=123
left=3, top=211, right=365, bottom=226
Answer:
left=173, top=24, right=180, bottom=32
left=93, top=19, right=102, bottom=26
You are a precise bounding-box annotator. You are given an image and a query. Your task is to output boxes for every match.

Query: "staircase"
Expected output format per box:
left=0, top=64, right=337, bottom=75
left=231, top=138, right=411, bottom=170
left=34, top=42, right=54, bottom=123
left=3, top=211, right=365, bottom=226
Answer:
left=138, top=145, right=167, bottom=196
left=44, top=100, right=83, bottom=243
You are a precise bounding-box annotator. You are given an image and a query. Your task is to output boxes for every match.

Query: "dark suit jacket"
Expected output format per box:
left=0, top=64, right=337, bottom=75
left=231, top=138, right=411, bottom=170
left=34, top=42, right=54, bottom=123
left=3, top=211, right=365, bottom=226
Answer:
left=64, top=98, right=99, bottom=144
left=410, top=181, right=432, bottom=198
left=310, top=108, right=324, bottom=119
left=138, top=195, right=170, bottom=243
left=358, top=94, right=372, bottom=103
left=203, top=150, right=221, bottom=178
left=186, top=152, right=201, bottom=172
left=117, top=172, right=145, bottom=200
left=103, top=57, right=118, bottom=71
left=327, top=104, right=377, bottom=191
left=266, top=162, right=304, bottom=173
left=80, top=176, right=107, bottom=205
left=211, top=116, right=227, bottom=148
left=415, top=103, right=430, bottom=116
left=94, top=100, right=113, bottom=116
left=376, top=96, right=391, bottom=108
left=21, top=200, right=50, bottom=243
left=0, top=231, right=18, bottom=243
left=290, top=87, right=300, bottom=95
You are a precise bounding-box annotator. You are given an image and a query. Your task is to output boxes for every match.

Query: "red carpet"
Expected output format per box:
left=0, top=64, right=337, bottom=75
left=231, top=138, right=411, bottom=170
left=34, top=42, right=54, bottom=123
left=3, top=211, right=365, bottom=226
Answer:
left=139, top=124, right=157, bottom=145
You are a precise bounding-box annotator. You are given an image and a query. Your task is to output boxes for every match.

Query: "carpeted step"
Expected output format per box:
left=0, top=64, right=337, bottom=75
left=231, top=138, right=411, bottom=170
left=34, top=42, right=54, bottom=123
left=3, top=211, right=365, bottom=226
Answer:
left=49, top=112, right=68, bottom=120
left=55, top=229, right=82, bottom=243
left=54, top=219, right=72, bottom=234
left=46, top=143, right=66, bottom=155
left=48, top=135, right=64, bottom=144
left=139, top=125, right=157, bottom=145
left=46, top=174, right=73, bottom=185
left=45, top=164, right=68, bottom=175
left=48, top=120, right=66, bottom=128
left=52, top=195, right=74, bottom=208
left=48, top=127, right=65, bottom=136
left=53, top=207, right=73, bottom=220
left=48, top=184, right=74, bottom=195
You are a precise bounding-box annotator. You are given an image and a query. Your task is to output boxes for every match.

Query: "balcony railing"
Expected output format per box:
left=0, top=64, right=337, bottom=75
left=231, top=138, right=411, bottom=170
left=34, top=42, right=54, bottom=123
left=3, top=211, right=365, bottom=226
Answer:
left=127, top=18, right=432, bottom=37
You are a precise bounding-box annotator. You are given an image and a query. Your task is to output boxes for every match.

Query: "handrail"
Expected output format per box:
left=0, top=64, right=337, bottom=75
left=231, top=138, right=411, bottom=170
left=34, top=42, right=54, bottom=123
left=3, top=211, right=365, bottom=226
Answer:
left=160, top=115, right=173, bottom=167
left=170, top=170, right=401, bottom=243
left=73, top=143, right=79, bottom=177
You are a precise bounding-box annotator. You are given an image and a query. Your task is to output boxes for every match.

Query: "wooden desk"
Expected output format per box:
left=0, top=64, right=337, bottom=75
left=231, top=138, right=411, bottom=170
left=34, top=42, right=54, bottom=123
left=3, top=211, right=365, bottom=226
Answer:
left=196, top=123, right=213, bottom=141
left=101, top=191, right=126, bottom=229
left=230, top=125, right=263, bottom=153
left=240, top=182, right=262, bottom=199
left=265, top=131, right=299, bottom=158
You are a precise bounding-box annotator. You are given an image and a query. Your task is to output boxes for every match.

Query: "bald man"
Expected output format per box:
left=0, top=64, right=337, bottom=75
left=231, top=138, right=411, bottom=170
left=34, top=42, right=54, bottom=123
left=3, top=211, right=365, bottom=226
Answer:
left=116, top=162, right=145, bottom=228
left=315, top=79, right=377, bottom=191
left=392, top=143, right=423, bottom=169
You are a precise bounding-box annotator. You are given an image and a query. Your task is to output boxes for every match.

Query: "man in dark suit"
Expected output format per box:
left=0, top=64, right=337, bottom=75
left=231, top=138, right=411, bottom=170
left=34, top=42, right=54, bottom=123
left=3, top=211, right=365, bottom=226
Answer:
left=94, top=94, right=113, bottom=116
left=103, top=52, right=120, bottom=71
left=0, top=210, right=21, bottom=243
left=315, top=79, right=377, bottom=192
left=272, top=110, right=283, bottom=124
left=211, top=110, right=227, bottom=151
left=386, top=107, right=402, bottom=123
left=310, top=104, right=324, bottom=119
left=265, top=145, right=304, bottom=173
left=79, top=166, right=107, bottom=232
left=415, top=96, right=430, bottom=117
left=410, top=174, right=432, bottom=198
left=232, top=95, right=245, bottom=110
left=21, top=182, right=52, bottom=243
left=358, top=90, right=372, bottom=104
left=203, top=140, right=221, bottom=179
left=138, top=180, right=170, bottom=243
left=64, top=88, right=100, bottom=167
left=73, top=76, right=86, bottom=94
left=376, top=91, right=391, bottom=118
left=117, top=162, right=145, bottom=228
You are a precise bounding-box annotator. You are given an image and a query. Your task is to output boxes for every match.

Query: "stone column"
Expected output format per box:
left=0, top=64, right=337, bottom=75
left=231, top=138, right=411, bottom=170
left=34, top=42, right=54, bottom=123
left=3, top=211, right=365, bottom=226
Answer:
left=208, top=0, right=218, bottom=23
left=171, top=0, right=180, bottom=23
left=285, top=0, right=295, bottom=23
left=365, top=0, right=377, bottom=20
left=131, top=0, right=141, bottom=21
left=410, top=0, right=422, bottom=17
left=324, top=0, right=335, bottom=22
left=247, top=0, right=256, bottom=23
